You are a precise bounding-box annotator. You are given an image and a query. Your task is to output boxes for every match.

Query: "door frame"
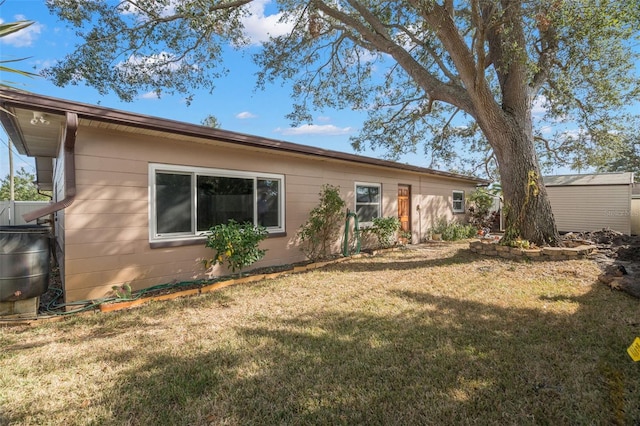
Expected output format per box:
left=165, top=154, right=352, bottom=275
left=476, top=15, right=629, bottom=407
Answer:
left=398, top=184, right=411, bottom=233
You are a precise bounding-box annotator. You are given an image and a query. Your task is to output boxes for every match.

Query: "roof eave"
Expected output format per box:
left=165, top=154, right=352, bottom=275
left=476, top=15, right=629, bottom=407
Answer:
left=0, top=88, right=489, bottom=185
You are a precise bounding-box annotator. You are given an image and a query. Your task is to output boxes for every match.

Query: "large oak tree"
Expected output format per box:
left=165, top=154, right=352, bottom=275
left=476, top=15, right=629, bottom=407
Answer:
left=45, top=0, right=639, bottom=246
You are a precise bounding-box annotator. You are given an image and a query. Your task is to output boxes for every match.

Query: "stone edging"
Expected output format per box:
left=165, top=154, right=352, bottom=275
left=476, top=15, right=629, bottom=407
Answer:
left=469, top=240, right=597, bottom=260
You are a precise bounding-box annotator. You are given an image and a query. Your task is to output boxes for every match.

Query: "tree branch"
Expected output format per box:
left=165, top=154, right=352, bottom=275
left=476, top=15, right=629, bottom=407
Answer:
left=388, top=22, right=460, bottom=83
left=530, top=5, right=560, bottom=93
left=314, top=0, right=475, bottom=114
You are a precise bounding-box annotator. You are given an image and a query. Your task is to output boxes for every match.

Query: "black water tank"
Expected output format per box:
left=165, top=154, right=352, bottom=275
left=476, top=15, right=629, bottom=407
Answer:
left=0, top=225, right=51, bottom=302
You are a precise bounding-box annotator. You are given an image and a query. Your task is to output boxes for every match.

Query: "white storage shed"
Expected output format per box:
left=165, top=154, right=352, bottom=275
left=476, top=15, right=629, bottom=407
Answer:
left=544, top=172, right=634, bottom=235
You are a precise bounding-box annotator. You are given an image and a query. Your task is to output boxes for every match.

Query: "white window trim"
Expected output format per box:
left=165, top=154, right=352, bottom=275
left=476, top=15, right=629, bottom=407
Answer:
left=355, top=181, right=382, bottom=227
left=452, top=190, right=465, bottom=213
left=149, top=163, right=285, bottom=243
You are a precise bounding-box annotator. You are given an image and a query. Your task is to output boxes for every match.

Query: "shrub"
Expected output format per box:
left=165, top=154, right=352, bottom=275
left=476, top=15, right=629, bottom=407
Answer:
left=297, top=184, right=346, bottom=261
left=432, top=216, right=476, bottom=241
left=204, top=220, right=268, bottom=273
left=431, top=217, right=449, bottom=235
left=442, top=222, right=476, bottom=241
left=467, top=186, right=500, bottom=230
left=364, top=216, right=401, bottom=249
left=111, top=283, right=132, bottom=300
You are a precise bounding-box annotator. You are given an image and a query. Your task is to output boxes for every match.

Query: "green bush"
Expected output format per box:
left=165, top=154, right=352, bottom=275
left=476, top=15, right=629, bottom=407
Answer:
left=468, top=186, right=500, bottom=230
left=297, top=184, right=346, bottom=261
left=442, top=222, right=476, bottom=241
left=204, top=220, right=268, bottom=272
left=431, top=217, right=449, bottom=235
left=433, top=217, right=476, bottom=241
left=363, top=216, right=401, bottom=249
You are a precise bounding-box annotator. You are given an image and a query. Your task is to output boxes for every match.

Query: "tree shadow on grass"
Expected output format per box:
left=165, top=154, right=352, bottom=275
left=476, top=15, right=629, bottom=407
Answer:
left=328, top=246, right=481, bottom=273
left=72, top=282, right=640, bottom=425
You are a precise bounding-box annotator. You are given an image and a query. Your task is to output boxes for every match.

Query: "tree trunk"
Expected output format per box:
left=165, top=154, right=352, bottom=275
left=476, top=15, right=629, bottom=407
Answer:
left=486, top=117, right=560, bottom=247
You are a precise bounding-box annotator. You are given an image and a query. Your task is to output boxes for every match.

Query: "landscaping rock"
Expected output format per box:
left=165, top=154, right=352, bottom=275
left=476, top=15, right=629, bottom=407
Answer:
left=470, top=228, right=640, bottom=300
left=574, top=230, right=640, bottom=299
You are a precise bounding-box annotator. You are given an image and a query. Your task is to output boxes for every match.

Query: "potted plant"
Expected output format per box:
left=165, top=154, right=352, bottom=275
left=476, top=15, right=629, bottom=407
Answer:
left=398, top=230, right=412, bottom=245
left=430, top=217, right=448, bottom=241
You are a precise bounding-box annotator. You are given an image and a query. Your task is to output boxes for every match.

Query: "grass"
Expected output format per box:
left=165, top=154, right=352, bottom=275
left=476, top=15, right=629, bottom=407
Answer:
left=1, top=242, right=639, bottom=425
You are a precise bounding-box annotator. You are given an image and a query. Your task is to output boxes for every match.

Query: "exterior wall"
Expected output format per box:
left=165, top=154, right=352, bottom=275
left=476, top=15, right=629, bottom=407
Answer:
left=631, top=197, right=640, bottom=236
left=61, top=126, right=477, bottom=303
left=546, top=184, right=631, bottom=234
left=52, top=145, right=67, bottom=294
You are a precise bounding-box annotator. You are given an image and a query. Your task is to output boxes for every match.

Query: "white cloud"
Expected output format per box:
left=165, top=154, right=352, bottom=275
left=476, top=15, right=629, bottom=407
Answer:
left=32, top=59, right=55, bottom=69
left=539, top=125, right=553, bottom=135
left=0, top=17, right=43, bottom=47
left=236, top=111, right=257, bottom=119
left=241, top=0, right=294, bottom=45
left=115, top=0, right=292, bottom=46
left=531, top=95, right=548, bottom=118
left=140, top=91, right=161, bottom=100
left=559, top=128, right=586, bottom=139
left=118, top=1, right=176, bottom=18
left=274, top=124, right=355, bottom=136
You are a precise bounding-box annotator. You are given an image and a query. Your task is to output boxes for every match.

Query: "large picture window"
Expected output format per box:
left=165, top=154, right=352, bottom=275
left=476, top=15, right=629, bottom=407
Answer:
left=150, top=164, right=285, bottom=242
left=355, top=182, right=381, bottom=225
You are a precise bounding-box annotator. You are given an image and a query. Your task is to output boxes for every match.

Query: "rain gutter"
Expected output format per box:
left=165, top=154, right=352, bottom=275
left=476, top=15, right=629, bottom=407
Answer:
left=23, top=112, right=78, bottom=222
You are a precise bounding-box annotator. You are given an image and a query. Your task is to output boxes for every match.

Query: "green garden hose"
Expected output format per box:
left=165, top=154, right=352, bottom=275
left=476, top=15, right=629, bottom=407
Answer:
left=343, top=210, right=361, bottom=257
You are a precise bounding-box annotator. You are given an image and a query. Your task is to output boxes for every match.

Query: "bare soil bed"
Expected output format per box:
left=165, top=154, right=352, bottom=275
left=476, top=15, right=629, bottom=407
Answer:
left=564, top=229, right=640, bottom=298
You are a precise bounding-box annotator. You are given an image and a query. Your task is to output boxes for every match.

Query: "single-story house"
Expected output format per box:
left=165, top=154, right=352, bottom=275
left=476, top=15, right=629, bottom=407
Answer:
left=544, top=172, right=635, bottom=235
left=0, top=88, right=487, bottom=304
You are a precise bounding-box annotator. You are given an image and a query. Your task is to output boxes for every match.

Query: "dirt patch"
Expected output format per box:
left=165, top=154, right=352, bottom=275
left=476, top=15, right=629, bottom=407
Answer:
left=564, top=229, right=640, bottom=263
left=564, top=229, right=640, bottom=299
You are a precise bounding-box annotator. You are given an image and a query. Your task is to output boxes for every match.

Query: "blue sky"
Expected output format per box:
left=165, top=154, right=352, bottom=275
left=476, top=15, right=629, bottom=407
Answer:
left=0, top=0, right=417, bottom=181
left=0, top=1, right=637, bottom=183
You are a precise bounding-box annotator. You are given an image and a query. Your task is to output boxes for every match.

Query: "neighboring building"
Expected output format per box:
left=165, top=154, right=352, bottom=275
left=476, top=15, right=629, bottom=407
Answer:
left=630, top=186, right=640, bottom=236
left=544, top=172, right=634, bottom=235
left=0, top=89, right=488, bottom=304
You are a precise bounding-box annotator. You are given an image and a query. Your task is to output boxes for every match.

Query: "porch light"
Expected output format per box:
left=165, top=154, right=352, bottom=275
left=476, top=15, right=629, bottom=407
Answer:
left=30, top=111, right=50, bottom=126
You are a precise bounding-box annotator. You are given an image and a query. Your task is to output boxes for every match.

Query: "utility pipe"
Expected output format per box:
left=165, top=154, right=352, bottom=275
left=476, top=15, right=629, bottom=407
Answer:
left=23, top=112, right=78, bottom=222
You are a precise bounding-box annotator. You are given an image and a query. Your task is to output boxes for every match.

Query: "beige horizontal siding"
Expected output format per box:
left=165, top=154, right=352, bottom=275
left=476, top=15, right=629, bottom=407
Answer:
left=61, top=126, right=478, bottom=302
left=75, top=184, right=148, bottom=200
left=546, top=185, right=631, bottom=234
left=631, top=199, right=640, bottom=235
left=69, top=199, right=148, bottom=215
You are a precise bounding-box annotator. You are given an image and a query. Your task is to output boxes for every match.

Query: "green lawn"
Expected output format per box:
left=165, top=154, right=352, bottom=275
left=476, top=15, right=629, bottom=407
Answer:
left=1, top=242, right=639, bottom=425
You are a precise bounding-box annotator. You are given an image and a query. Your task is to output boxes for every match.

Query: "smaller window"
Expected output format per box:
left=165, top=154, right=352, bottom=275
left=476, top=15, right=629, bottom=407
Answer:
left=355, top=182, right=382, bottom=225
left=452, top=190, right=465, bottom=213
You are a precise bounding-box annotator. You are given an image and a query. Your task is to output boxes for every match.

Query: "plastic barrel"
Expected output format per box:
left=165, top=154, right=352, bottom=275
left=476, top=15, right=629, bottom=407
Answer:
left=0, top=225, right=51, bottom=302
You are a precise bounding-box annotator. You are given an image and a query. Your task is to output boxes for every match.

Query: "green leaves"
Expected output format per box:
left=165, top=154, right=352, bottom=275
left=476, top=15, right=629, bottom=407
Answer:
left=44, top=0, right=640, bottom=182
left=0, top=20, right=39, bottom=89
left=204, top=220, right=268, bottom=273
left=0, top=20, right=34, bottom=38
left=297, top=184, right=346, bottom=261
left=0, top=167, right=51, bottom=201
left=367, top=216, right=401, bottom=249
left=45, top=0, right=245, bottom=101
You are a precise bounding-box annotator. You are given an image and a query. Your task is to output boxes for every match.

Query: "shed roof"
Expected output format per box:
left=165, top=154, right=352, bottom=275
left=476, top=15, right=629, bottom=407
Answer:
left=543, top=172, right=634, bottom=187
left=0, top=88, right=488, bottom=187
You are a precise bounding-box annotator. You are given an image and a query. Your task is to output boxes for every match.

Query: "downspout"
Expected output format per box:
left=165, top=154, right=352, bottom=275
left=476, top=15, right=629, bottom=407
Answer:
left=23, top=112, right=78, bottom=223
